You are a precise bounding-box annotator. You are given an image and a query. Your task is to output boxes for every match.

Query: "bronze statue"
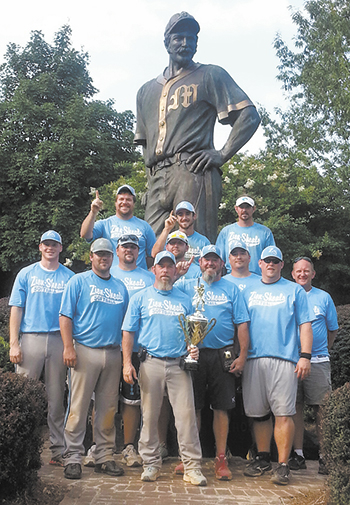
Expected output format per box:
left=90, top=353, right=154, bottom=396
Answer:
left=134, top=12, right=260, bottom=243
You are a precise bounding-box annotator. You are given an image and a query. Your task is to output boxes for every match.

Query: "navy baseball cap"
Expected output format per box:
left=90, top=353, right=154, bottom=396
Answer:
left=261, top=246, right=283, bottom=261
left=40, top=230, right=62, bottom=244
left=154, top=251, right=176, bottom=265
left=175, top=201, right=195, bottom=214
left=200, top=245, right=223, bottom=260
left=91, top=238, right=114, bottom=254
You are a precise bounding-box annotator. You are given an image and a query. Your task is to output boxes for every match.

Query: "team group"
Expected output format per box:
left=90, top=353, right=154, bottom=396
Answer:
left=9, top=185, right=338, bottom=487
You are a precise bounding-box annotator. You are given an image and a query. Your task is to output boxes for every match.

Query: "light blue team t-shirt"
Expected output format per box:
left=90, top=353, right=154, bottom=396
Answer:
left=242, top=277, right=313, bottom=364
left=111, top=265, right=155, bottom=351
left=184, top=231, right=210, bottom=265
left=9, top=262, right=74, bottom=333
left=122, top=286, right=192, bottom=358
left=306, top=287, right=338, bottom=360
left=178, top=277, right=250, bottom=349
left=59, top=270, right=129, bottom=348
left=223, top=272, right=261, bottom=293
left=92, top=215, right=156, bottom=269
left=216, top=222, right=275, bottom=274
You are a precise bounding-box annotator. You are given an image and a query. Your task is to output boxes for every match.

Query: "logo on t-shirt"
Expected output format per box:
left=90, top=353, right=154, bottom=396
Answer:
left=248, top=291, right=286, bottom=307
left=110, top=225, right=142, bottom=240
left=148, top=298, right=184, bottom=316
left=313, top=305, right=321, bottom=316
left=193, top=291, right=228, bottom=307
left=229, top=232, right=260, bottom=248
left=123, top=278, right=147, bottom=291
left=30, top=276, right=66, bottom=294
left=90, top=284, right=124, bottom=304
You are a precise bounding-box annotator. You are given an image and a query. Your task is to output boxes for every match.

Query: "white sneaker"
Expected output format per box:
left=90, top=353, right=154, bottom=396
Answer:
left=121, top=444, right=142, bottom=467
left=84, top=444, right=96, bottom=467
left=141, top=466, right=160, bottom=481
left=183, top=469, right=207, bottom=486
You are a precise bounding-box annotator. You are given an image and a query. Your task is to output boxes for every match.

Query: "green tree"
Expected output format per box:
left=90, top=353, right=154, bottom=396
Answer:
left=0, top=25, right=137, bottom=276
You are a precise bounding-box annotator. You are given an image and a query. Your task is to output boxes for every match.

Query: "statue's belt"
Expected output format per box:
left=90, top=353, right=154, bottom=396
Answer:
left=149, top=152, right=192, bottom=175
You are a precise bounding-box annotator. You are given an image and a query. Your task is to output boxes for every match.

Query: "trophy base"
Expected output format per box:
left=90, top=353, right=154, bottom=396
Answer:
left=180, top=356, right=199, bottom=371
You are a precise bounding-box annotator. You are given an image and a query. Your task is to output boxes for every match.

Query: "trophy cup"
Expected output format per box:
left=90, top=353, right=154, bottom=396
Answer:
left=178, top=279, right=216, bottom=371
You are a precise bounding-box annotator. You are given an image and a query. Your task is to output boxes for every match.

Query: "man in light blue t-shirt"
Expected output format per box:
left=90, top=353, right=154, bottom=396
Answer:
left=60, top=238, right=129, bottom=481
left=223, top=240, right=261, bottom=292
left=122, top=251, right=207, bottom=487
left=9, top=230, right=74, bottom=466
left=80, top=184, right=156, bottom=270
left=151, top=201, right=210, bottom=265
left=290, top=257, right=338, bottom=475
left=242, top=246, right=313, bottom=486
left=216, top=196, right=275, bottom=275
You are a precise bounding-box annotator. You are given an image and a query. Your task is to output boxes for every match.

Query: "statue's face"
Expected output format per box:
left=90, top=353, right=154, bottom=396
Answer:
left=167, top=30, right=197, bottom=66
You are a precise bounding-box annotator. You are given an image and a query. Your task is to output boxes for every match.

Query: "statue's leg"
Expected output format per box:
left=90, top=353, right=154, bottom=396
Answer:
left=144, top=167, right=177, bottom=237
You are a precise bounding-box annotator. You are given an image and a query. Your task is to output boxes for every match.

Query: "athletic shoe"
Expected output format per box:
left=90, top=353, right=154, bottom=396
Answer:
left=174, top=461, right=184, bottom=475
left=215, top=454, right=232, bottom=480
left=94, top=460, right=124, bottom=476
left=49, top=455, right=63, bottom=467
left=84, top=444, right=96, bottom=467
left=159, top=442, right=168, bottom=460
left=244, top=454, right=272, bottom=477
left=318, top=458, right=329, bottom=475
left=121, top=444, right=142, bottom=467
left=288, top=451, right=307, bottom=470
left=141, top=466, right=160, bottom=482
left=64, top=463, right=82, bottom=480
left=183, top=469, right=207, bottom=486
left=271, top=463, right=290, bottom=485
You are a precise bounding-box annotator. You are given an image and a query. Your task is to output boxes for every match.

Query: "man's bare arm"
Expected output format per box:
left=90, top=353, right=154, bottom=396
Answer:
left=151, top=211, right=177, bottom=257
left=80, top=190, right=103, bottom=240
left=9, top=306, right=24, bottom=364
left=59, top=315, right=77, bottom=368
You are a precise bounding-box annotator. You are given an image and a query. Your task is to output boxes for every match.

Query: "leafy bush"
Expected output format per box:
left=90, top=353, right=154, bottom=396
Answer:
left=330, top=305, right=350, bottom=389
left=0, top=336, right=14, bottom=372
left=0, top=371, right=47, bottom=501
left=0, top=297, right=10, bottom=342
left=321, top=383, right=350, bottom=505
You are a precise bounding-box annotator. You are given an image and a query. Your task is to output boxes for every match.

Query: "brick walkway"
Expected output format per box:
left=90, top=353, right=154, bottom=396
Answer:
left=39, top=439, right=327, bottom=505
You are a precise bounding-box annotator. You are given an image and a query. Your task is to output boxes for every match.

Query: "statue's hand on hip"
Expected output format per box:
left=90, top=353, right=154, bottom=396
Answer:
left=187, top=149, right=224, bottom=174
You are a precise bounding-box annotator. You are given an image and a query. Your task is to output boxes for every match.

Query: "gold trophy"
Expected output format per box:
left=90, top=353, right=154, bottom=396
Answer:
left=178, top=279, right=216, bottom=371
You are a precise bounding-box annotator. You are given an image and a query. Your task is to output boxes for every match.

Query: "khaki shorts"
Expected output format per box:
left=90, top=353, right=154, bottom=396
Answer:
left=296, top=361, right=331, bottom=406
left=242, top=357, right=297, bottom=417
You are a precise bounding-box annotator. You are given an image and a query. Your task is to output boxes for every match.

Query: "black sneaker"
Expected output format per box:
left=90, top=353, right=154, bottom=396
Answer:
left=244, top=454, right=272, bottom=477
left=271, top=463, right=290, bottom=485
left=288, top=451, right=307, bottom=470
left=318, top=457, right=328, bottom=475
left=94, top=460, right=124, bottom=476
left=64, top=463, right=82, bottom=480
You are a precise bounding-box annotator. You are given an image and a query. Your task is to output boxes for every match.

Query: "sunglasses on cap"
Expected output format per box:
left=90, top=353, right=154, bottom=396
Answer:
left=293, top=256, right=313, bottom=264
left=262, top=258, right=281, bottom=265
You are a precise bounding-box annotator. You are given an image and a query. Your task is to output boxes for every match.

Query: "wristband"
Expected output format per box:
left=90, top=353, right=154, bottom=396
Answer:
left=300, top=352, right=311, bottom=360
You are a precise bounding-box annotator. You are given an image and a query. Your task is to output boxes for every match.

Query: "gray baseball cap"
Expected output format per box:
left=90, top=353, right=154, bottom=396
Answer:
left=91, top=238, right=114, bottom=254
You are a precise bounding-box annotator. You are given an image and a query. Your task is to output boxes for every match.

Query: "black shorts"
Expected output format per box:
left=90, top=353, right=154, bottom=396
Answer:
left=120, top=352, right=141, bottom=405
left=193, top=347, right=236, bottom=411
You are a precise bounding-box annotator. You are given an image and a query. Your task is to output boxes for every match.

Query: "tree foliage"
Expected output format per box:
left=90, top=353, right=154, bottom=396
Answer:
left=0, top=25, right=137, bottom=275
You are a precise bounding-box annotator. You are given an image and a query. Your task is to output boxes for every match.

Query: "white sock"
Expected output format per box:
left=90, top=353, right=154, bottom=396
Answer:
left=295, top=449, right=304, bottom=458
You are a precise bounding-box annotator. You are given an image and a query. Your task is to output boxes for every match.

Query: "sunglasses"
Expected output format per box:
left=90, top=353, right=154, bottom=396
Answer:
left=293, top=256, right=313, bottom=264
left=262, top=258, right=281, bottom=264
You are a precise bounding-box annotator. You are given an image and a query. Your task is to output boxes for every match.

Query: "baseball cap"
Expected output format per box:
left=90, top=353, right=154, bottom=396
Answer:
left=261, top=246, right=283, bottom=261
left=116, top=184, right=136, bottom=197
left=154, top=251, right=176, bottom=265
left=236, top=196, right=255, bottom=207
left=164, top=12, right=200, bottom=38
left=40, top=230, right=62, bottom=244
left=200, top=245, right=223, bottom=260
left=91, top=238, right=114, bottom=254
left=229, top=240, right=249, bottom=254
left=117, top=234, right=139, bottom=248
left=166, top=231, right=188, bottom=245
left=175, top=201, right=195, bottom=214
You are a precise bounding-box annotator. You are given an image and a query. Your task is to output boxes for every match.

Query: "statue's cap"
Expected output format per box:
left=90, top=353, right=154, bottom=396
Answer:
left=164, top=12, right=200, bottom=38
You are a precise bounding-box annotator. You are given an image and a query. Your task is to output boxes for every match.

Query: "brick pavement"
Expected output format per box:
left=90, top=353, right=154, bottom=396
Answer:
left=39, top=438, right=327, bottom=505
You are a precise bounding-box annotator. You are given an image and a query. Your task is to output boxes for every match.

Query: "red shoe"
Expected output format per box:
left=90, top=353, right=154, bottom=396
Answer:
left=174, top=461, right=184, bottom=475
left=215, top=454, right=232, bottom=480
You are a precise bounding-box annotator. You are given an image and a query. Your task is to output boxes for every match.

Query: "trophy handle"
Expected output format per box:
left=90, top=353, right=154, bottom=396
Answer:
left=206, top=318, right=216, bottom=335
left=178, top=314, right=190, bottom=346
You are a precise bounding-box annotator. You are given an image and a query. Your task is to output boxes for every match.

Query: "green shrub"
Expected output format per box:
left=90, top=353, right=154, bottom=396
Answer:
left=330, top=305, right=350, bottom=389
left=0, top=297, right=10, bottom=343
left=0, top=370, right=47, bottom=501
left=321, top=382, right=350, bottom=505
left=0, top=336, right=14, bottom=372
